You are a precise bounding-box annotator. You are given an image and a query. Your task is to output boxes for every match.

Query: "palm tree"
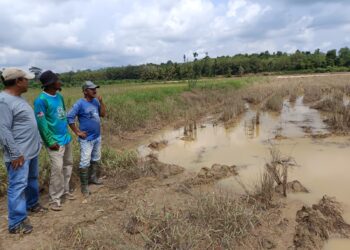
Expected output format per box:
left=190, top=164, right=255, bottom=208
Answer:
left=29, top=66, right=42, bottom=80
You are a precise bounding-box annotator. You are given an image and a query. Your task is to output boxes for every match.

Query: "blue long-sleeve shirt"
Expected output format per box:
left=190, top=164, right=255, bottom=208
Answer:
left=67, top=98, right=101, bottom=141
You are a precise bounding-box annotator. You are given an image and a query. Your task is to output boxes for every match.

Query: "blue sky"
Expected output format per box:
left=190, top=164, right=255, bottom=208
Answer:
left=0, top=0, right=349, bottom=72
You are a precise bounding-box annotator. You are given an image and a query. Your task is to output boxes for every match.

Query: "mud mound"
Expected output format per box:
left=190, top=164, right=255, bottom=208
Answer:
left=274, top=134, right=288, bottom=140
left=181, top=135, right=196, bottom=141
left=142, top=154, right=184, bottom=179
left=183, top=164, right=238, bottom=186
left=294, top=196, right=350, bottom=250
left=114, top=154, right=184, bottom=181
left=275, top=180, right=309, bottom=194
left=148, top=140, right=168, bottom=150
left=308, top=133, right=331, bottom=139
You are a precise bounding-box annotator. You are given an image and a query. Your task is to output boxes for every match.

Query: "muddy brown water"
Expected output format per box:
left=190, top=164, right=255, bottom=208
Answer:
left=139, top=97, right=350, bottom=249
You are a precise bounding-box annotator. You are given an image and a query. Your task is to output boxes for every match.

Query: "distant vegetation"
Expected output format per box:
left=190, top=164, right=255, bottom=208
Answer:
left=50, top=47, right=350, bottom=86
left=1, top=48, right=350, bottom=88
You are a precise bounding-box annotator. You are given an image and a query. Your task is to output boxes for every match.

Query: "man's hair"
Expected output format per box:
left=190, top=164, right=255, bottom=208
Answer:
left=0, top=75, right=23, bottom=87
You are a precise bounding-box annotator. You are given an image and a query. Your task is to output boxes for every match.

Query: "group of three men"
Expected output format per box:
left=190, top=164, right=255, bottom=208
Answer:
left=0, top=68, right=106, bottom=234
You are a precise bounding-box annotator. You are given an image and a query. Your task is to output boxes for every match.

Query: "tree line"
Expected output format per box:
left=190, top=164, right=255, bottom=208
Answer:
left=29, top=47, right=350, bottom=86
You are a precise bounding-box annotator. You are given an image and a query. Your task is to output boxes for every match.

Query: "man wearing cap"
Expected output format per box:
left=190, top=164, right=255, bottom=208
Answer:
left=0, top=68, right=46, bottom=234
left=67, top=81, right=106, bottom=197
left=34, top=70, right=75, bottom=211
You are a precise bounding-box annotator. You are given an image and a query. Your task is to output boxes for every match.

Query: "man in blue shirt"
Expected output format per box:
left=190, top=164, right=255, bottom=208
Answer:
left=67, top=81, right=106, bottom=197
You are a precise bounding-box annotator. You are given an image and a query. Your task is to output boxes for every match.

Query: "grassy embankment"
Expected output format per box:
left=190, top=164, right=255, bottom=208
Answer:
left=0, top=77, right=259, bottom=195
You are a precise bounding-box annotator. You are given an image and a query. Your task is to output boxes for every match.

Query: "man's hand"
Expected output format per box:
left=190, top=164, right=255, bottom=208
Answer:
left=77, top=130, right=87, bottom=139
left=11, top=155, right=24, bottom=170
left=98, top=95, right=106, bottom=117
left=97, top=95, right=103, bottom=103
left=49, top=143, right=60, bottom=151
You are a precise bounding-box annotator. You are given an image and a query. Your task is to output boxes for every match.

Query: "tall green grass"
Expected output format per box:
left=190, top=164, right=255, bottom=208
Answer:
left=0, top=77, right=256, bottom=196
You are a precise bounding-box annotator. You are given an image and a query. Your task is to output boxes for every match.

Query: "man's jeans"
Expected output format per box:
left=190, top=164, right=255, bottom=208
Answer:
left=47, top=143, right=73, bottom=205
left=5, top=156, right=39, bottom=230
left=79, top=136, right=101, bottom=169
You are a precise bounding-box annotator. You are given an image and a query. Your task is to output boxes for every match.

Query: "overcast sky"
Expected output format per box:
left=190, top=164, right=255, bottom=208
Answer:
left=0, top=0, right=349, bottom=72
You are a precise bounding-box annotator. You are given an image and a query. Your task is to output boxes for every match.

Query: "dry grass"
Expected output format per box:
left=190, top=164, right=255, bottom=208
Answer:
left=52, top=202, right=135, bottom=250
left=190, top=194, right=260, bottom=247
left=328, top=106, right=350, bottom=132
left=220, top=93, right=246, bottom=123
left=131, top=193, right=262, bottom=249
left=291, top=76, right=350, bottom=132
left=264, top=94, right=284, bottom=112
left=143, top=210, right=200, bottom=250
left=319, top=90, right=350, bottom=131
left=241, top=81, right=274, bottom=105
left=311, top=90, right=344, bottom=112
left=289, top=93, right=297, bottom=103
left=254, top=171, right=275, bottom=208
left=264, top=146, right=296, bottom=197
left=302, top=85, right=324, bottom=104
left=307, top=88, right=350, bottom=132
left=101, top=148, right=138, bottom=174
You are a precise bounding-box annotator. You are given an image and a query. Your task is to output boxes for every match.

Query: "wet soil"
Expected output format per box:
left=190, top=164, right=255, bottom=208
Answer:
left=141, top=95, right=350, bottom=249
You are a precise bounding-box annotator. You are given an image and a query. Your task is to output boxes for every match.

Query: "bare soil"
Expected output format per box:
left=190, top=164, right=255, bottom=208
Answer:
left=1, top=154, right=348, bottom=249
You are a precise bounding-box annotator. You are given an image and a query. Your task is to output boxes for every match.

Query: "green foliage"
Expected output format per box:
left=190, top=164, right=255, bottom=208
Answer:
left=52, top=48, right=350, bottom=86
left=0, top=150, right=6, bottom=195
left=326, top=49, right=337, bottom=66
left=0, top=140, right=136, bottom=196
left=238, top=65, right=245, bottom=76
left=339, top=47, right=350, bottom=66
left=0, top=148, right=52, bottom=196
left=0, top=76, right=256, bottom=197
left=195, top=77, right=256, bottom=90
left=106, top=86, right=186, bottom=131
left=101, top=147, right=138, bottom=170
left=187, top=79, right=197, bottom=90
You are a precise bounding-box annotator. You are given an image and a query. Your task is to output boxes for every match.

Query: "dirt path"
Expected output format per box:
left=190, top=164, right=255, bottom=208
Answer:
left=0, top=177, right=154, bottom=249
left=276, top=72, right=350, bottom=79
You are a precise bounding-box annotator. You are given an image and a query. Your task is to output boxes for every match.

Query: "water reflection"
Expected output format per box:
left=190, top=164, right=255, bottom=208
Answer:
left=244, top=111, right=260, bottom=139
left=140, top=97, right=350, bottom=249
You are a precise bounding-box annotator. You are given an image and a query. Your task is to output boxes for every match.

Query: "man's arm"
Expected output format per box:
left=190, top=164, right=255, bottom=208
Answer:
left=34, top=98, right=59, bottom=150
left=0, top=101, right=25, bottom=169
left=68, top=123, right=87, bottom=138
left=97, top=96, right=106, bottom=117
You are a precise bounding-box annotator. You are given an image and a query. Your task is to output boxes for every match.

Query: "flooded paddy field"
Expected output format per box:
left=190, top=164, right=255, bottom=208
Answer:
left=140, top=77, right=350, bottom=249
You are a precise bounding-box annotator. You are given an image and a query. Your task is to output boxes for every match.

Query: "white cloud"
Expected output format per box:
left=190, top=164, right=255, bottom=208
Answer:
left=226, top=0, right=247, bottom=17
left=226, top=0, right=269, bottom=23
left=0, top=0, right=349, bottom=71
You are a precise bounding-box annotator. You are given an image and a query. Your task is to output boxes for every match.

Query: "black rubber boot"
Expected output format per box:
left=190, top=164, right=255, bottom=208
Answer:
left=89, top=161, right=103, bottom=185
left=79, top=168, right=90, bottom=197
